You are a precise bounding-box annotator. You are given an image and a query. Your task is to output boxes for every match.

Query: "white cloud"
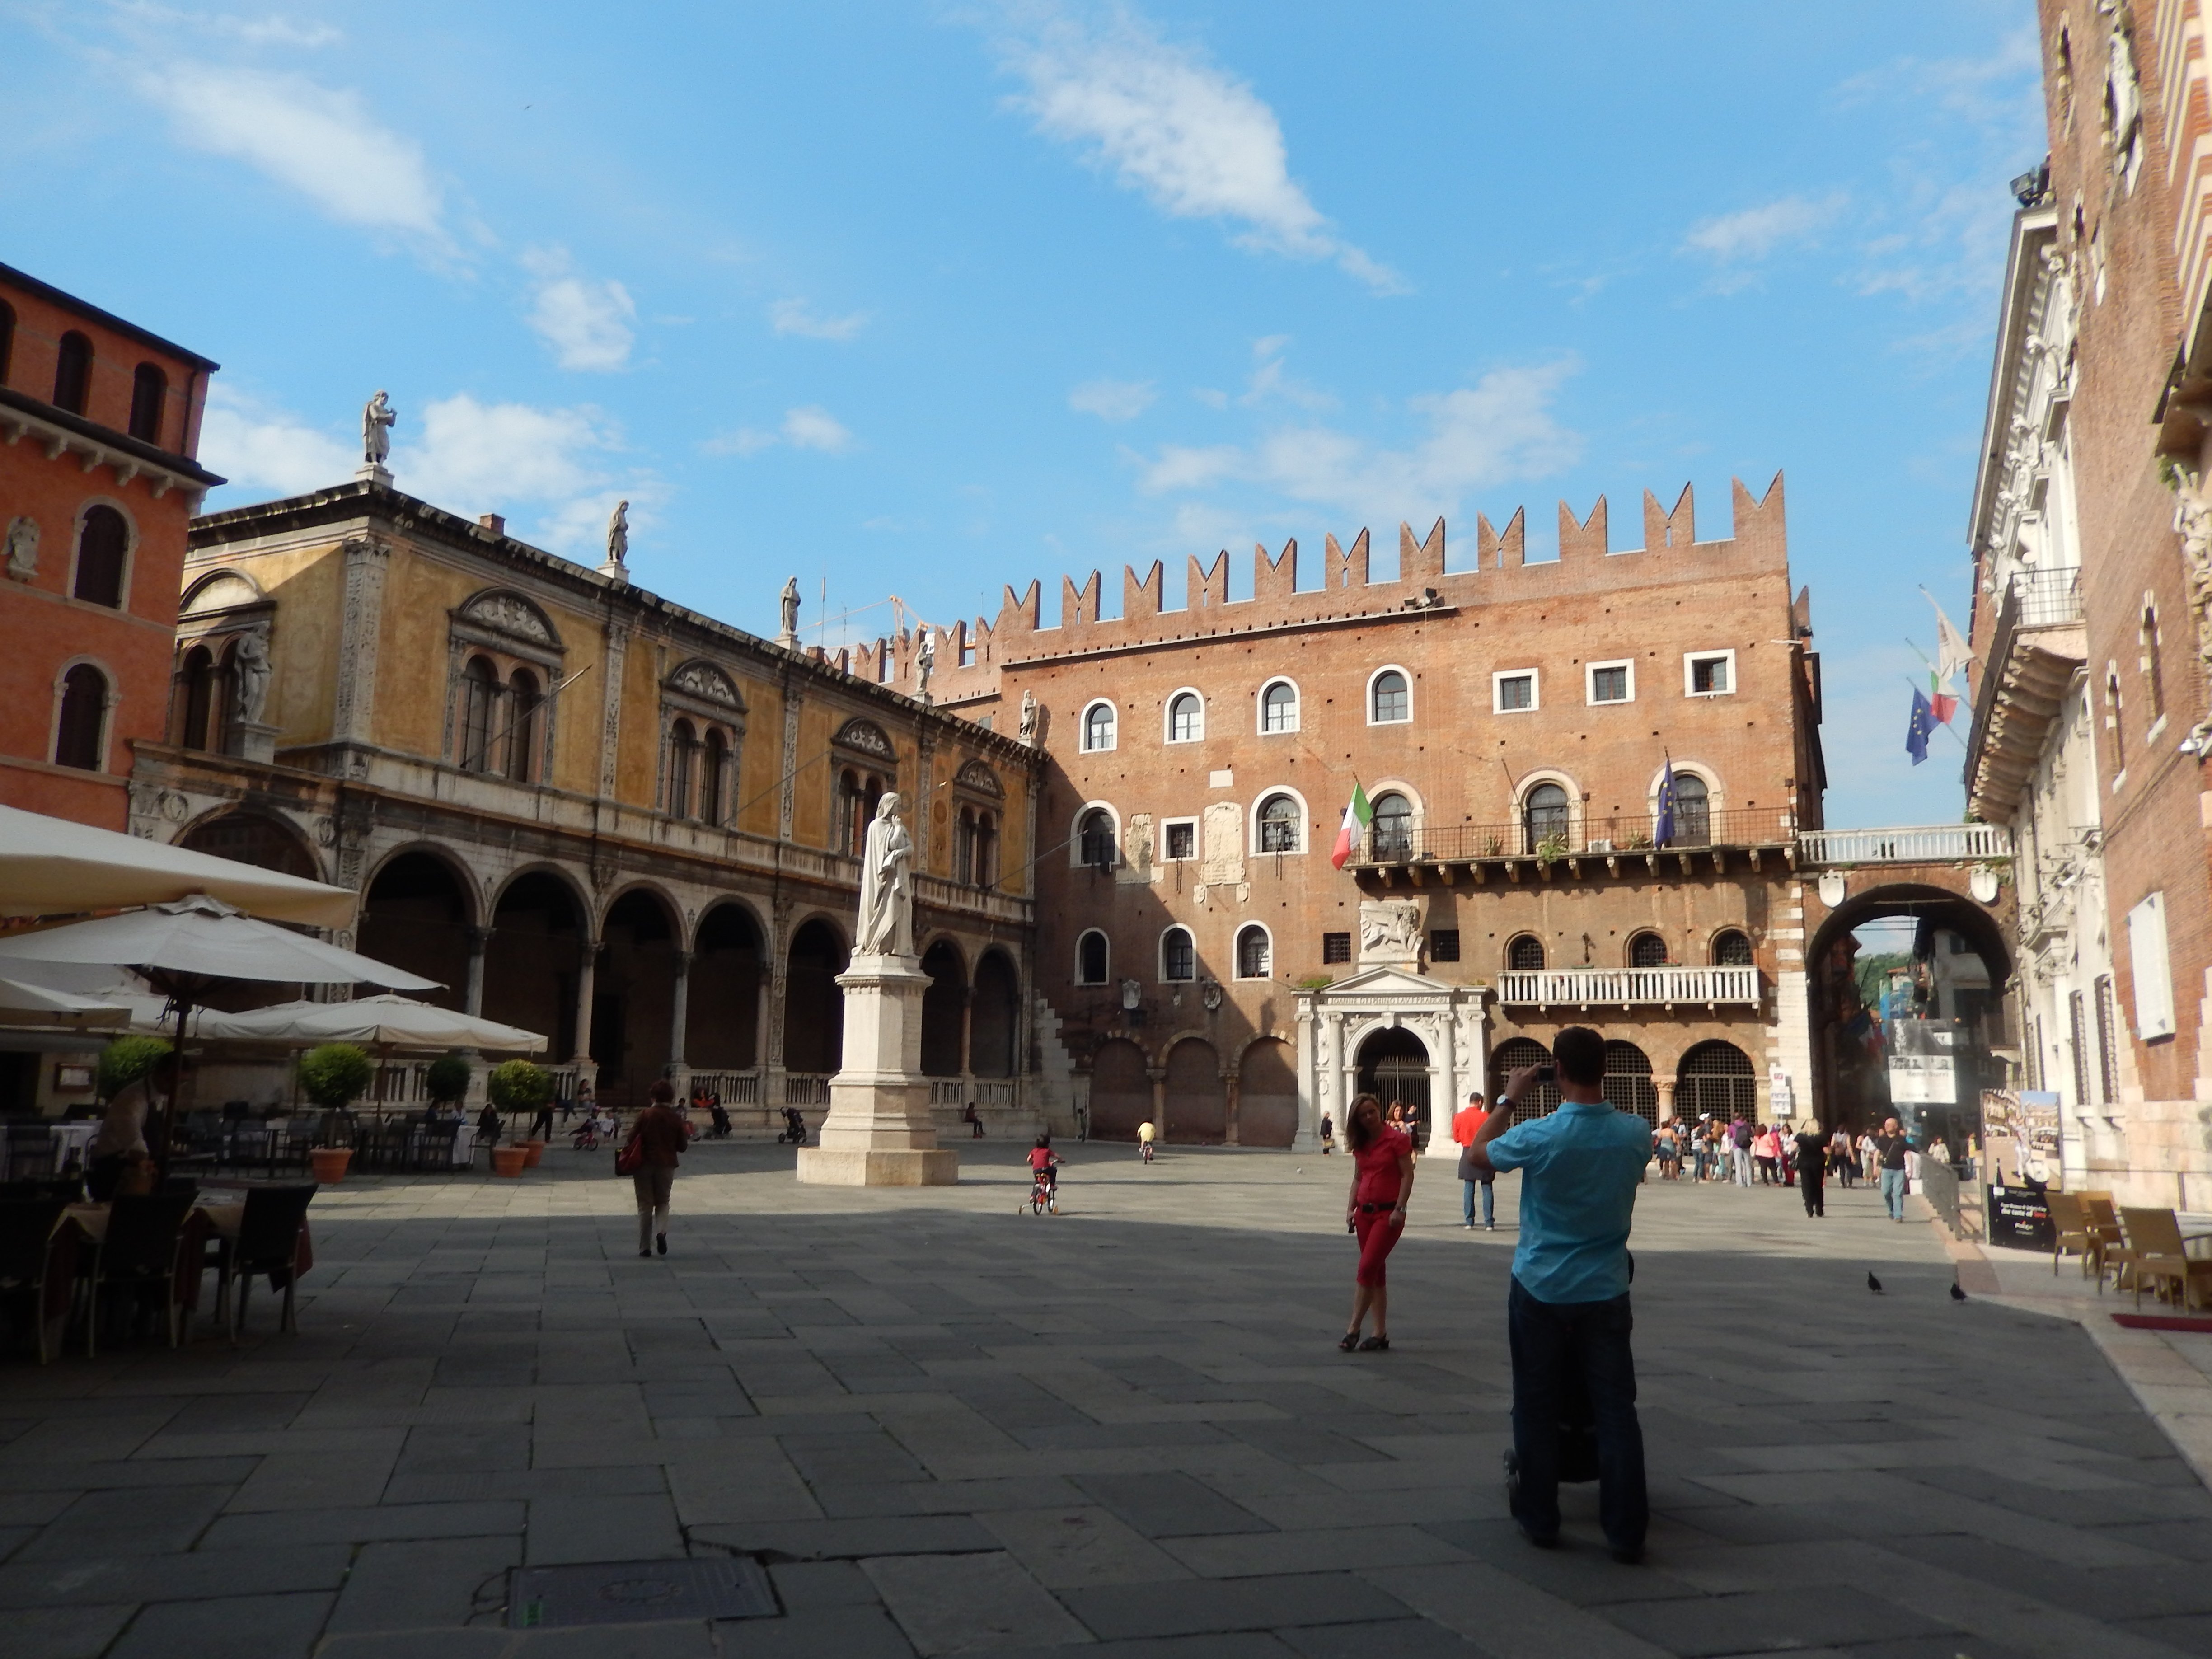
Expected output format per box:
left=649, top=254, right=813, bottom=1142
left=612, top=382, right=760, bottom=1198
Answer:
left=523, top=248, right=637, bottom=371
left=1240, top=334, right=1332, bottom=410
left=770, top=299, right=870, bottom=341
left=997, top=6, right=1400, bottom=292
left=112, top=5, right=345, bottom=47
left=705, top=405, right=856, bottom=458
left=136, top=62, right=444, bottom=237
left=197, top=386, right=354, bottom=497
left=1136, top=361, right=1582, bottom=523
left=1069, top=378, right=1157, bottom=422
left=1682, top=193, right=1846, bottom=265
left=395, top=394, right=614, bottom=508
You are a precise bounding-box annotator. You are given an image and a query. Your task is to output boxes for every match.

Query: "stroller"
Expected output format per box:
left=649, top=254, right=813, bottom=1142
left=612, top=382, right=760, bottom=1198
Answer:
left=708, top=1101, right=731, bottom=1139
left=776, top=1107, right=809, bottom=1146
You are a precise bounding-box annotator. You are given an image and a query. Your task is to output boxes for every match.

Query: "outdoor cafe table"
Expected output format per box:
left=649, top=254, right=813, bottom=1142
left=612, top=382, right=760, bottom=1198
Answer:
left=58, top=1185, right=315, bottom=1322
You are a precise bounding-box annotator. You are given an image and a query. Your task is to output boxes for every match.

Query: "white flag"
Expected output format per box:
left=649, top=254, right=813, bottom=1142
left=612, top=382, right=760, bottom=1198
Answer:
left=1923, top=590, right=1973, bottom=683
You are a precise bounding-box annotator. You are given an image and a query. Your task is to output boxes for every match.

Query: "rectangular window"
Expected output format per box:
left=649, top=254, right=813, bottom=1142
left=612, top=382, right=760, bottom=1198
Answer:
left=1493, top=670, right=1537, bottom=713
left=2095, top=975, right=2121, bottom=1102
left=1587, top=661, right=1632, bottom=704
left=1429, top=929, right=1461, bottom=962
left=1162, top=819, right=1196, bottom=862
left=2125, top=892, right=2176, bottom=1040
left=1322, top=931, right=1351, bottom=965
left=2069, top=991, right=2090, bottom=1107
left=1685, top=651, right=1734, bottom=696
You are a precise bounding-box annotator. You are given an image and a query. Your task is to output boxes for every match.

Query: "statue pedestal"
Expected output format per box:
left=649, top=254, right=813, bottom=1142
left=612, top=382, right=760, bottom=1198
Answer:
left=231, top=720, right=278, bottom=766
left=356, top=464, right=392, bottom=487
left=795, top=953, right=958, bottom=1186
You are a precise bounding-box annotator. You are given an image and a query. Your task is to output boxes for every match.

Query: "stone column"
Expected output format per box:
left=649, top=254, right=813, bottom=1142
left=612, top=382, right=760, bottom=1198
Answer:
left=1435, top=1007, right=1458, bottom=1151
left=464, top=927, right=492, bottom=1017
left=1223, top=1070, right=1242, bottom=1147
left=1655, top=1078, right=1677, bottom=1122
left=668, top=949, right=694, bottom=1099
left=572, top=937, right=600, bottom=1069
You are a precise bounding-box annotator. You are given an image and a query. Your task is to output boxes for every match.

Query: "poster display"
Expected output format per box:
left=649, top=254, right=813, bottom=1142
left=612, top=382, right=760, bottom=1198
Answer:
left=1981, top=1089, right=2062, bottom=1187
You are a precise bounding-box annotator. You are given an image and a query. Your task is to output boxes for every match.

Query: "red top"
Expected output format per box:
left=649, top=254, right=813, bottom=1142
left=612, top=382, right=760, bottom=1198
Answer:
left=1353, top=1125, right=1411, bottom=1205
left=1452, top=1106, right=1488, bottom=1146
left=1027, top=1147, right=1057, bottom=1172
left=628, top=1105, right=689, bottom=1168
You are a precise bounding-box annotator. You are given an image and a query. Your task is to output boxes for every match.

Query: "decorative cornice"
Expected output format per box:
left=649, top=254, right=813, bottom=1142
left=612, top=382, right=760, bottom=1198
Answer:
left=0, top=386, right=225, bottom=493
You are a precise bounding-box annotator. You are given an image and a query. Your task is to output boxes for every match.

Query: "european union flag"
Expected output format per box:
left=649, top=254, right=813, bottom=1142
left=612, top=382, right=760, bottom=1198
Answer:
left=1905, top=688, right=1934, bottom=766
left=1654, top=758, right=1678, bottom=846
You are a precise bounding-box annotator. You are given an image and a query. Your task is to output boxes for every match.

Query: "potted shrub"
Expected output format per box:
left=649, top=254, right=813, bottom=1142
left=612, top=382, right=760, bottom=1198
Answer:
left=486, top=1059, right=551, bottom=1177
left=97, top=1035, right=172, bottom=1101
left=424, top=1054, right=472, bottom=1113
left=298, top=1042, right=374, bottom=1183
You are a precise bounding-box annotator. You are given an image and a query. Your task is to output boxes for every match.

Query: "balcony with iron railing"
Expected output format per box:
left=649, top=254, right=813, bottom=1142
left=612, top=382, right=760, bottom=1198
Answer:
left=1498, top=965, right=1762, bottom=1008
left=1355, top=807, right=1794, bottom=872
left=1965, top=565, right=2088, bottom=819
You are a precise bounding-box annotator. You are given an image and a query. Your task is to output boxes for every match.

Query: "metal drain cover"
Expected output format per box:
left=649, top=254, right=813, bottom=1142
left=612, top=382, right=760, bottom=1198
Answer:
left=509, top=1556, right=778, bottom=1628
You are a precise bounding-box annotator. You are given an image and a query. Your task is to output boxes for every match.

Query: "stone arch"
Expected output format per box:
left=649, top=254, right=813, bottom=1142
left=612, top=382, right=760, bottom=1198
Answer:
left=1163, top=1035, right=1226, bottom=1144
left=1237, top=1035, right=1298, bottom=1148
left=783, top=917, right=849, bottom=1074
left=1603, top=1039, right=1659, bottom=1125
left=594, top=887, right=682, bottom=1099
left=1355, top=1026, right=1431, bottom=1130
left=358, top=846, right=478, bottom=1012
left=177, top=808, right=320, bottom=881
left=920, top=938, right=968, bottom=1078
left=1678, top=1039, right=1757, bottom=1122
left=1088, top=1036, right=1150, bottom=1142
left=459, top=588, right=562, bottom=649
left=971, top=948, right=1021, bottom=1079
left=689, top=900, right=765, bottom=1071
left=484, top=867, right=588, bottom=1060
left=1490, top=1035, right=1560, bottom=1120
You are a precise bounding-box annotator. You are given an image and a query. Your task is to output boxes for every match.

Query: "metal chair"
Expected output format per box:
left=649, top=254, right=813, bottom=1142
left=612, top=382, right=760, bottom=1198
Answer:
left=223, top=1184, right=316, bottom=1343
left=0, top=1199, right=75, bottom=1364
left=84, top=1191, right=196, bottom=1356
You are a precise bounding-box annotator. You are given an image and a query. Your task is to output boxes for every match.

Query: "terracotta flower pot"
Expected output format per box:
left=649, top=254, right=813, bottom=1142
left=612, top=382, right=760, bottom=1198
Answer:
left=519, top=1139, right=546, bottom=1167
left=310, top=1147, right=352, bottom=1185
left=491, top=1144, right=529, bottom=1179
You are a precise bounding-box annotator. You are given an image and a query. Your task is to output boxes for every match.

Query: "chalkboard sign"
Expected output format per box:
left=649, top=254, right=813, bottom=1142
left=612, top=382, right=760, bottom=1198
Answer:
left=1988, top=1183, right=2053, bottom=1251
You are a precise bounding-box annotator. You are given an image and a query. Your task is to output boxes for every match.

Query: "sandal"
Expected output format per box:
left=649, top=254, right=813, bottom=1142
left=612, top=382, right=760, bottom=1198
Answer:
left=1358, top=1335, right=1390, bottom=1352
left=1336, top=1331, right=1361, bottom=1351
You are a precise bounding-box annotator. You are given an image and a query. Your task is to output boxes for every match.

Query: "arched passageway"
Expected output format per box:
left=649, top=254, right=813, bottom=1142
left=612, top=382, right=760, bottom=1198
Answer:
left=1678, top=1040, right=1756, bottom=1122
left=783, top=919, right=848, bottom=1075
left=1164, top=1038, right=1225, bottom=1143
left=1490, top=1036, right=1560, bottom=1120
left=1088, top=1038, right=1149, bottom=1141
left=595, top=890, right=679, bottom=1102
left=178, top=811, right=319, bottom=881
left=1604, top=1040, right=1659, bottom=1125
left=688, top=904, right=763, bottom=1072
left=970, top=951, right=1020, bottom=1079
left=483, top=872, right=582, bottom=1061
left=1238, top=1037, right=1298, bottom=1147
left=1359, top=1026, right=1431, bottom=1129
left=357, top=853, right=472, bottom=1013
left=920, top=941, right=966, bottom=1078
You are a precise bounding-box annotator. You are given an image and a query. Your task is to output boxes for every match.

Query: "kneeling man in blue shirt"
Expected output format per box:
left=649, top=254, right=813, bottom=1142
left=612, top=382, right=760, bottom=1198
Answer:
left=1464, top=1025, right=1654, bottom=1562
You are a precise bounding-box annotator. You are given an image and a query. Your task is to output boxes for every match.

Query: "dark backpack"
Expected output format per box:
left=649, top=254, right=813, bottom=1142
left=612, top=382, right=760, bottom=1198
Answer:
left=1732, top=1121, right=1753, bottom=1149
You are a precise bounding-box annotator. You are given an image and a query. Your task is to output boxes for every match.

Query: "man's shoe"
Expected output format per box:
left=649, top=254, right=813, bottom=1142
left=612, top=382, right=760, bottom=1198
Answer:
left=656, top=1234, right=668, bottom=1256
left=1462, top=1221, right=1475, bottom=1229
left=1485, top=1222, right=1497, bottom=1231
left=1609, top=1542, right=1645, bottom=1565
left=1518, top=1523, right=1560, bottom=1550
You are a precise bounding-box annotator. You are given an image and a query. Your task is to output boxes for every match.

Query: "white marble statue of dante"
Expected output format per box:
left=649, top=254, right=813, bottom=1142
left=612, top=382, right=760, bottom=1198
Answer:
left=362, top=391, right=395, bottom=466
left=854, top=791, right=915, bottom=958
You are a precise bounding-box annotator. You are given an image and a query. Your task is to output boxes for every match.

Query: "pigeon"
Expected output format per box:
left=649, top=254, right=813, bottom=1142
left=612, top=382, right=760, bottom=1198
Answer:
left=1866, top=1272, right=1884, bottom=1294
left=1950, top=1281, right=1967, bottom=1302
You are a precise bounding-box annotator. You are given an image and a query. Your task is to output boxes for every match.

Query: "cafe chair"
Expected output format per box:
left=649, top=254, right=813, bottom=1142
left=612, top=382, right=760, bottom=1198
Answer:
left=84, top=1191, right=196, bottom=1357
left=2045, top=1191, right=2103, bottom=1284
left=2120, top=1207, right=2212, bottom=1311
left=0, top=1199, right=75, bottom=1364
left=225, top=1184, right=316, bottom=1344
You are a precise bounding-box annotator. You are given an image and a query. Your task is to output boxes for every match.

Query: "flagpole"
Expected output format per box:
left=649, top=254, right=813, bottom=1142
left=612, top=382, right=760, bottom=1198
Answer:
left=1900, top=674, right=1968, bottom=749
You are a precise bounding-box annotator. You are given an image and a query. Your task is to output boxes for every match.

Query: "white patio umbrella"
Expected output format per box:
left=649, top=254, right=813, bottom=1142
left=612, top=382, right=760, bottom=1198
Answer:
left=0, top=976, right=129, bottom=1031
left=0, top=803, right=357, bottom=928
left=196, top=994, right=545, bottom=1053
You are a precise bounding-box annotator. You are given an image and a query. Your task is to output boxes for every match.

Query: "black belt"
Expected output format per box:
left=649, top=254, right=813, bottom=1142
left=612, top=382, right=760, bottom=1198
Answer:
left=1357, top=1200, right=1399, bottom=1214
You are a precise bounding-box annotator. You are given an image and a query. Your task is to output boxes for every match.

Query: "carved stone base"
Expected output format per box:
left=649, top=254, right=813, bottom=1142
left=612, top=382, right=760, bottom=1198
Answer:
left=231, top=720, right=279, bottom=765
left=795, top=953, right=960, bottom=1186
left=356, top=464, right=393, bottom=487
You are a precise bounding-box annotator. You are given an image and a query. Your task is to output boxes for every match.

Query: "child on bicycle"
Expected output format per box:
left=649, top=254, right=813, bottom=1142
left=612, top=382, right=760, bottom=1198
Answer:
left=1137, top=1120, right=1156, bottom=1162
left=1027, top=1133, right=1060, bottom=1194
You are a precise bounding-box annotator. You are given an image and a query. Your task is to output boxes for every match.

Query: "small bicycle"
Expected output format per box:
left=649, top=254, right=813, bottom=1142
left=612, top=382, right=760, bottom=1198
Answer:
left=1023, top=1170, right=1058, bottom=1215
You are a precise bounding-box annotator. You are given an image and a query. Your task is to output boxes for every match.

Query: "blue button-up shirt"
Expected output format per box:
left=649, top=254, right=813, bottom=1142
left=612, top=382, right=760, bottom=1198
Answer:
left=1486, top=1100, right=1653, bottom=1303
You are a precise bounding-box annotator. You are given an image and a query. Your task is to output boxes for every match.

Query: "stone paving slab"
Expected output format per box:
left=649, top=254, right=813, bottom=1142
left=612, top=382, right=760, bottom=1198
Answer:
left=0, top=1141, right=2208, bottom=1656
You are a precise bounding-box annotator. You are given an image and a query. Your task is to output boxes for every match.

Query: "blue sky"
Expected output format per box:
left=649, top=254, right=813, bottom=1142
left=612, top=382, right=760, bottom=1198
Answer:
left=3, top=1, right=2039, bottom=826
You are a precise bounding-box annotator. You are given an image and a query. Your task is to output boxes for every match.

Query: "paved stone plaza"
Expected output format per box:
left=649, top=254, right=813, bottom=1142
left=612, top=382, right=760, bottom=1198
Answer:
left=5, top=1143, right=2212, bottom=1659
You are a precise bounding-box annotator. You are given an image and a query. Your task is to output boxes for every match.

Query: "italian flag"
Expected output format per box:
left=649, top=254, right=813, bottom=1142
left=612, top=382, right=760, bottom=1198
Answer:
left=1331, top=781, right=1373, bottom=871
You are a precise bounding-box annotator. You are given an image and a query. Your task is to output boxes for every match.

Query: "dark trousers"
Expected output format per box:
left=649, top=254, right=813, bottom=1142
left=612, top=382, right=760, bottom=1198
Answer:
left=1800, top=1169, right=1825, bottom=1216
left=1507, top=1279, right=1647, bottom=1550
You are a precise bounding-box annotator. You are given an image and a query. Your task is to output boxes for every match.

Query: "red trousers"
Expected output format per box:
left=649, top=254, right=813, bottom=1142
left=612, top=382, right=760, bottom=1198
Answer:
left=1354, top=1209, right=1404, bottom=1288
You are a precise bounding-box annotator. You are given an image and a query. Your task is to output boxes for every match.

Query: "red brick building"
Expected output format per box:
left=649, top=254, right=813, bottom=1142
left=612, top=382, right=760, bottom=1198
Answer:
left=898, top=479, right=1826, bottom=1147
left=0, top=262, right=221, bottom=831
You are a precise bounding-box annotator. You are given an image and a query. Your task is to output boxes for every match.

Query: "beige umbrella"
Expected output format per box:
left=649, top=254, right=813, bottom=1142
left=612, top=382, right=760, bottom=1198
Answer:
left=0, top=803, right=356, bottom=928
left=197, top=995, right=545, bottom=1052
left=0, top=976, right=129, bottom=1031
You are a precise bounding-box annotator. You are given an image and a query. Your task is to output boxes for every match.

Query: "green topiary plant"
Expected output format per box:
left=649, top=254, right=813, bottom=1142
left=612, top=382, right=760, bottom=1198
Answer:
left=424, top=1054, right=473, bottom=1107
left=487, top=1059, right=552, bottom=1114
left=297, top=1043, right=375, bottom=1110
left=98, top=1035, right=172, bottom=1100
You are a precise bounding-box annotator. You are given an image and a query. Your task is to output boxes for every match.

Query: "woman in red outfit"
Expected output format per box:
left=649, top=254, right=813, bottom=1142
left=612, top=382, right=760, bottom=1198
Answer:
left=623, top=1079, right=690, bottom=1259
left=1340, top=1093, right=1415, bottom=1351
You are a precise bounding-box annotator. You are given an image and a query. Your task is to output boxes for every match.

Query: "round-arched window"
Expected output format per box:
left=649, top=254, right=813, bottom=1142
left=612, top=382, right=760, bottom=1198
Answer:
left=1506, top=934, right=1546, bottom=971
left=1261, top=680, right=1298, bottom=732
left=54, top=663, right=108, bottom=771
left=73, top=506, right=129, bottom=608
left=1082, top=703, right=1116, bottom=751
left=1371, top=669, right=1410, bottom=723
left=1669, top=773, right=1711, bottom=846
left=1257, top=794, right=1300, bottom=853
left=1523, top=783, right=1570, bottom=852
left=1370, top=791, right=1413, bottom=857
left=1077, top=930, right=1109, bottom=985
left=1236, top=925, right=1270, bottom=980
left=1078, top=809, right=1116, bottom=868
left=1162, top=927, right=1196, bottom=982
left=1168, top=691, right=1203, bottom=743
left=1628, top=932, right=1668, bottom=968
left=1712, top=929, right=1753, bottom=966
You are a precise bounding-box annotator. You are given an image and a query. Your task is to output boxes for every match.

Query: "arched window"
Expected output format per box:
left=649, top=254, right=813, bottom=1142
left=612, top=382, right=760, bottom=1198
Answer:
left=1603, top=1040, right=1659, bottom=1125
left=1491, top=1037, right=1559, bottom=1118
left=1077, top=930, right=1110, bottom=985
left=1261, top=679, right=1298, bottom=733
left=1711, top=928, right=1753, bottom=966
left=53, top=331, right=91, bottom=415
left=54, top=664, right=108, bottom=770
left=973, top=810, right=996, bottom=890
left=128, top=364, right=168, bottom=444
left=1079, top=808, right=1116, bottom=868
left=506, top=668, right=542, bottom=783
left=700, top=728, right=728, bottom=825
left=1370, top=668, right=1410, bottom=723
left=1161, top=926, right=1196, bottom=982
left=1370, top=791, right=1413, bottom=857
left=1257, top=793, right=1300, bottom=853
left=1523, top=782, right=1570, bottom=853
left=1506, top=934, right=1546, bottom=971
left=1082, top=701, right=1116, bottom=752
left=2105, top=662, right=2126, bottom=768
left=72, top=506, right=128, bottom=608
left=1167, top=690, right=1203, bottom=743
left=1628, top=931, right=1668, bottom=968
left=2142, top=599, right=2165, bottom=726
left=668, top=718, right=698, bottom=818
left=1678, top=1040, right=1756, bottom=1120
left=956, top=807, right=978, bottom=884
left=458, top=656, right=498, bottom=772
left=1670, top=773, right=1711, bottom=846
left=1235, top=924, right=1271, bottom=980
left=177, top=643, right=220, bottom=751
left=836, top=769, right=864, bottom=855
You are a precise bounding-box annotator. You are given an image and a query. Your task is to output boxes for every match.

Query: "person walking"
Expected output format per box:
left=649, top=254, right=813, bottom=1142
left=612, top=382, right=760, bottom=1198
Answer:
left=1453, top=1091, right=1497, bottom=1229
left=1829, top=1126, right=1855, bottom=1188
left=624, top=1078, right=688, bottom=1258
left=1873, top=1115, right=1911, bottom=1221
left=1339, top=1093, right=1414, bottom=1351
left=1463, top=1026, right=1652, bottom=1563
left=1793, top=1118, right=1828, bottom=1217
left=1729, top=1116, right=1754, bottom=1187
left=1319, top=1111, right=1334, bottom=1154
